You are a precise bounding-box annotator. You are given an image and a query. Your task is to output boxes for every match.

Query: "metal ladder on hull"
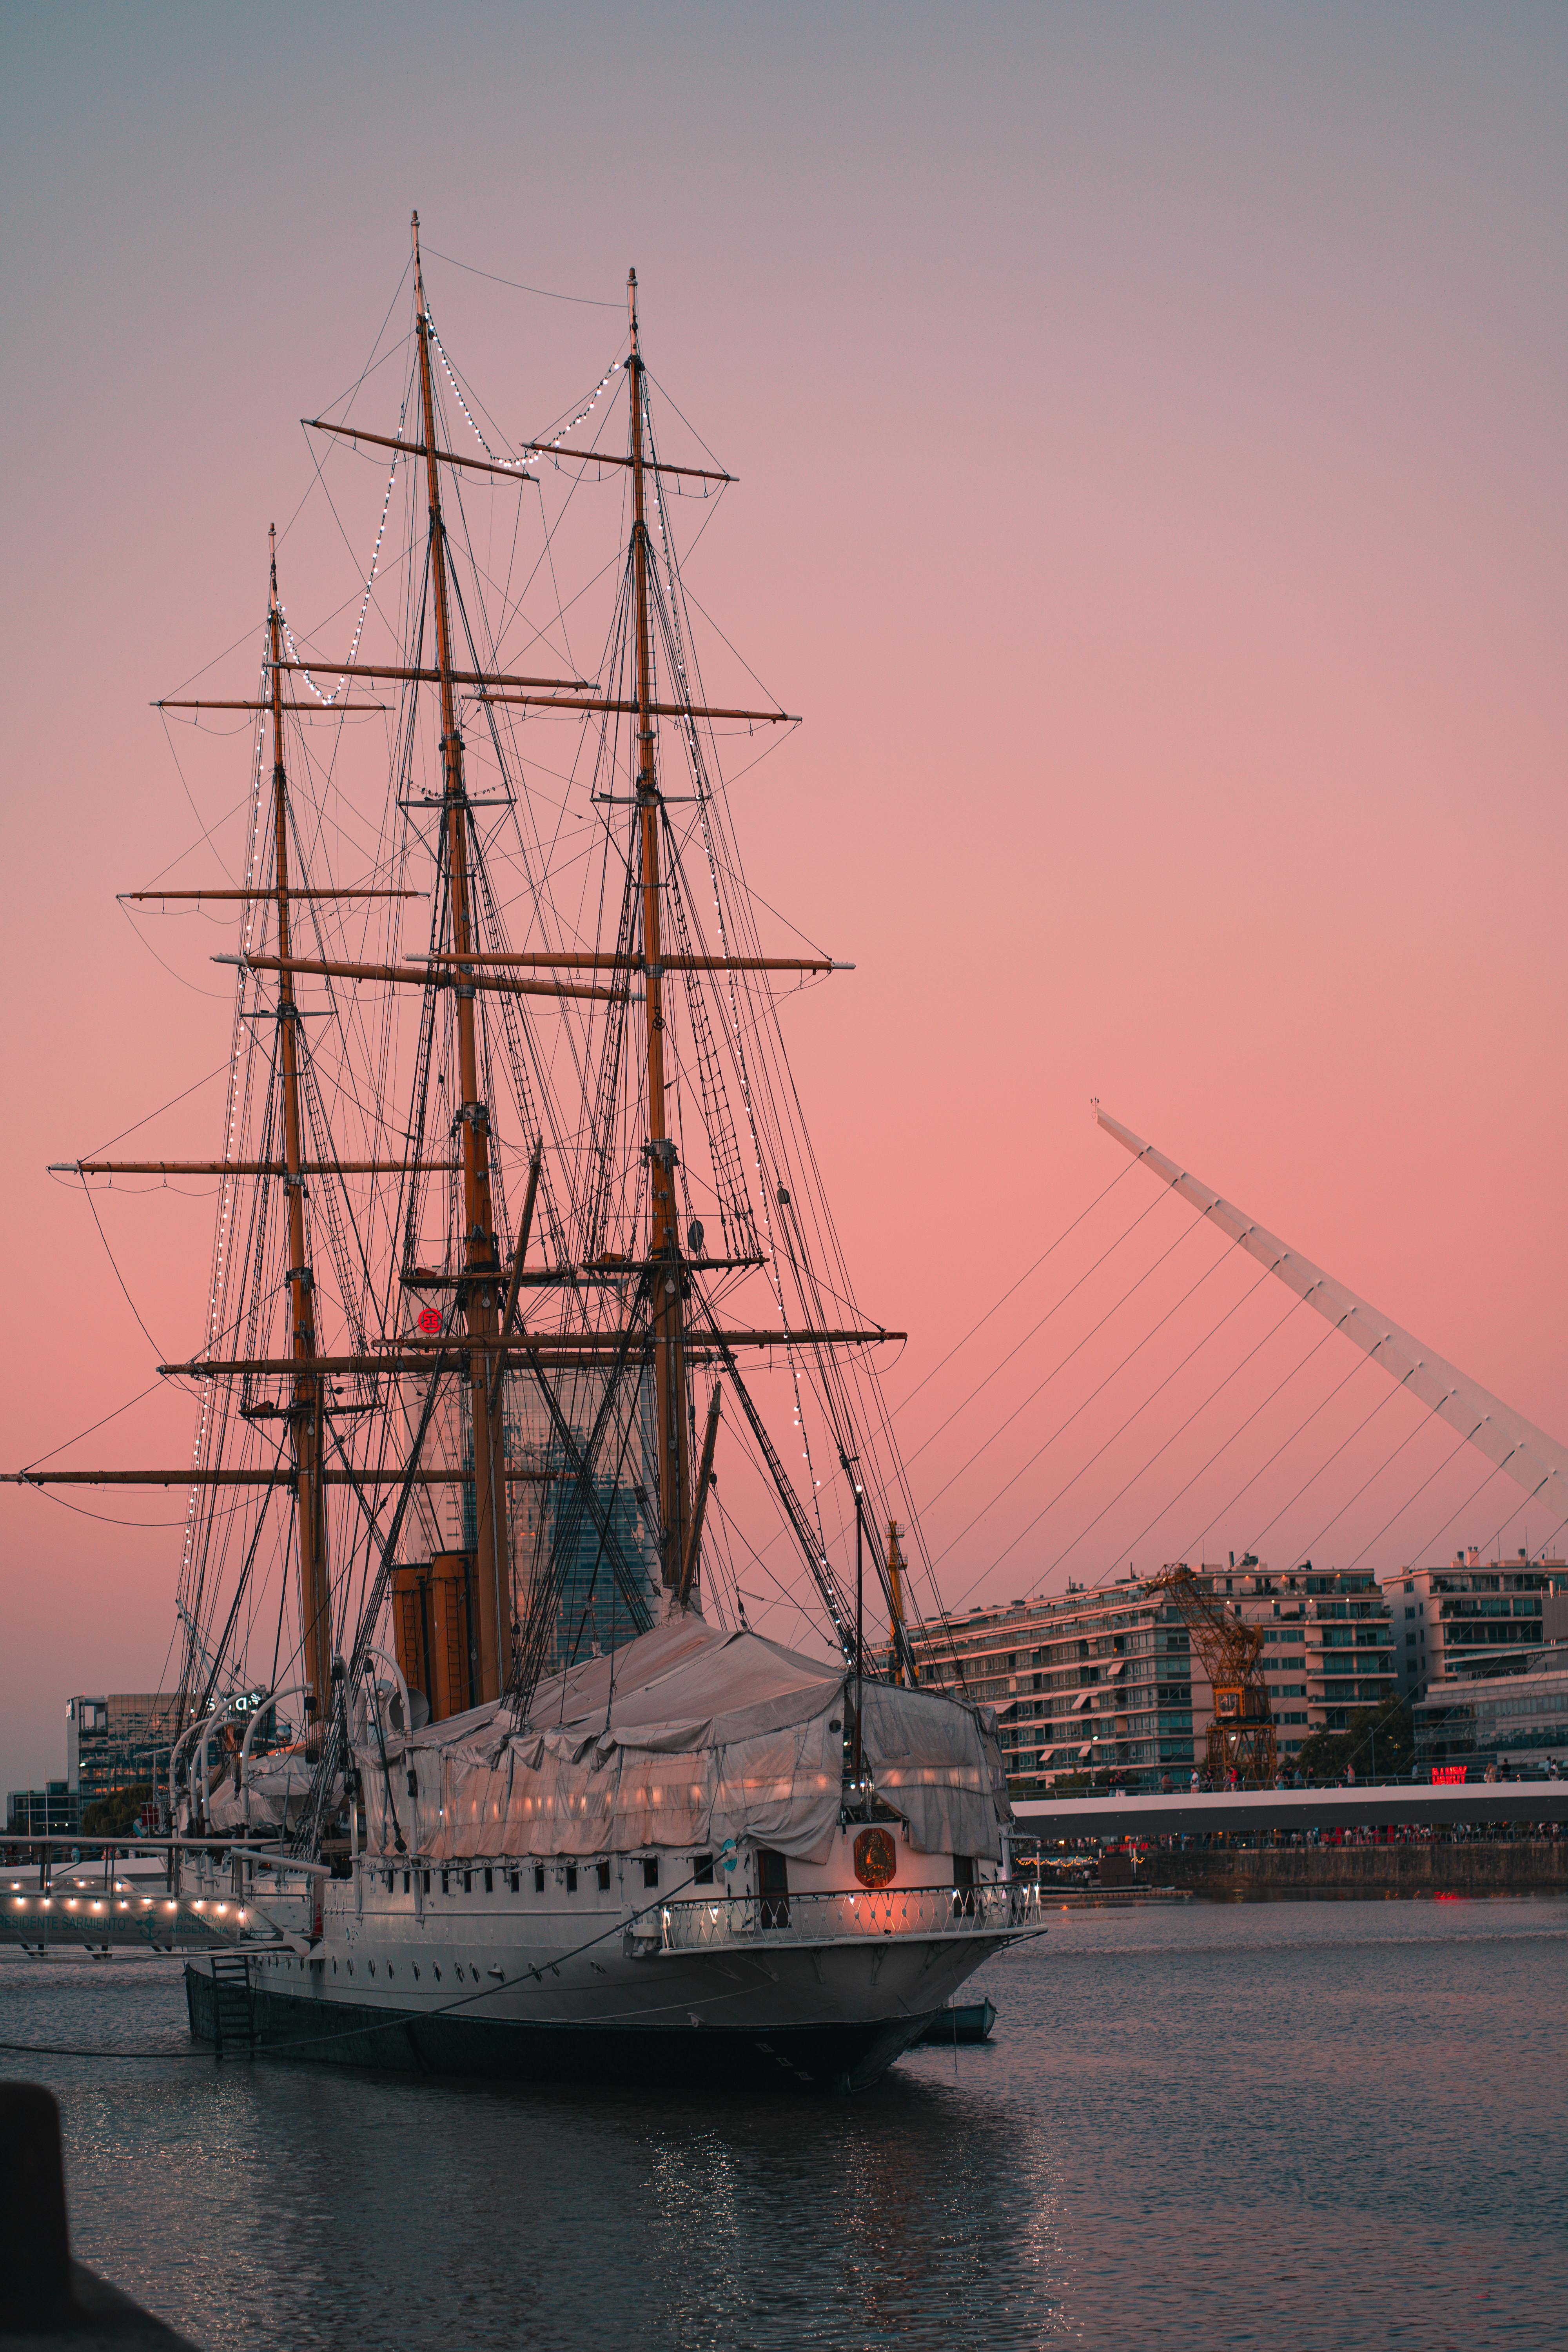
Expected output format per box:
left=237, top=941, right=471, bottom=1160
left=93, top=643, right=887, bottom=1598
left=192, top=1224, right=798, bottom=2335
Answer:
left=208, top=1951, right=255, bottom=2058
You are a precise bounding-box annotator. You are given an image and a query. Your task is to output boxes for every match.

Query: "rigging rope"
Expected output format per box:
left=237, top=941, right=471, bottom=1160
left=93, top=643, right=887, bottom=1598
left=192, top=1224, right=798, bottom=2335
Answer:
left=277, top=423, right=404, bottom=704
left=426, top=306, right=621, bottom=473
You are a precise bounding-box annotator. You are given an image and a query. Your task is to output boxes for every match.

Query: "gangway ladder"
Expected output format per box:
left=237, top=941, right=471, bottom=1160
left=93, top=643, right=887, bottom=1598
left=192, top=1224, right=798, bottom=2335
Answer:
left=209, top=1951, right=256, bottom=2058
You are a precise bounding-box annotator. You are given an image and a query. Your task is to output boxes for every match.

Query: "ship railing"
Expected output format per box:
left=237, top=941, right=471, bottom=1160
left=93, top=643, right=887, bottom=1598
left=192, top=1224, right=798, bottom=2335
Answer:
left=657, top=1880, right=1039, bottom=1952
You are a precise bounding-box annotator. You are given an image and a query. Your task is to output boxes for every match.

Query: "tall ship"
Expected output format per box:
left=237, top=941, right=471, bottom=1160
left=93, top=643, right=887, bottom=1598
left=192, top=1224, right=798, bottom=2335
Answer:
left=30, top=220, right=1033, bottom=2089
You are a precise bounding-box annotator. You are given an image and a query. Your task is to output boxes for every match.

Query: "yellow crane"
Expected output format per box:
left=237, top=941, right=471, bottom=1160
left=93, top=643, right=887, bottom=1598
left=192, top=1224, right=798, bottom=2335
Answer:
left=1144, top=1566, right=1277, bottom=1786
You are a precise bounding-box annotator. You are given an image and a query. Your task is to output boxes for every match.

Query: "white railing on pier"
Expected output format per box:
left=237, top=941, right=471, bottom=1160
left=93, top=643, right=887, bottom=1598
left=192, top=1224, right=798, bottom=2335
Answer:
left=658, top=1880, right=1038, bottom=1952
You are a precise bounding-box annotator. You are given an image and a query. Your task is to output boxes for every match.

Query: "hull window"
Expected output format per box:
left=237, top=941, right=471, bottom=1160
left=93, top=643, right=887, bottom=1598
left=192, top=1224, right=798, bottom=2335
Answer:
left=533, top=1865, right=545, bottom=1894
left=565, top=1867, right=578, bottom=1893
left=642, top=1857, right=659, bottom=1890
left=596, top=1862, right=611, bottom=1892
left=693, top=1854, right=714, bottom=1886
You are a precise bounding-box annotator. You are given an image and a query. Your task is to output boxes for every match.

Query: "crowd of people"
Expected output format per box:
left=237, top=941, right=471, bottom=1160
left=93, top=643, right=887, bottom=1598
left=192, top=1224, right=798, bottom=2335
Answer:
left=1150, top=1755, right=1563, bottom=1794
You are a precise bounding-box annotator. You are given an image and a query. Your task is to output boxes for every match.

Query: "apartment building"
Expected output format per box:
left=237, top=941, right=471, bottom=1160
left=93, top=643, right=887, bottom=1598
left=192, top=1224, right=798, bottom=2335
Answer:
left=1380, top=1555, right=1567, bottom=1697
left=908, top=1581, right=1183, bottom=1796
left=1413, top=1653, right=1568, bottom=1774
left=910, top=1559, right=1394, bottom=1793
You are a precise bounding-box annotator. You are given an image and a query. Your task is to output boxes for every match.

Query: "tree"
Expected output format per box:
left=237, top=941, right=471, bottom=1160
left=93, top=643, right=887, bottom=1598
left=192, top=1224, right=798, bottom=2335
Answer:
left=1294, top=1701, right=1413, bottom=1783
left=80, top=1783, right=154, bottom=1838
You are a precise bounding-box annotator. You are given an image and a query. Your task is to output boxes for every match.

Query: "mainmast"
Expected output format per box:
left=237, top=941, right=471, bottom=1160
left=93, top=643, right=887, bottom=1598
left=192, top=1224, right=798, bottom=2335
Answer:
left=412, top=212, right=511, bottom=1699
left=627, top=268, right=692, bottom=1599
left=267, top=532, right=331, bottom=1737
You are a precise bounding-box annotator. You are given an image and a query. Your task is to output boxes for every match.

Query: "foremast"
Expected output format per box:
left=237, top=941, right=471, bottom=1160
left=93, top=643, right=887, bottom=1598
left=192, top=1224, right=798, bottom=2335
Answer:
left=627, top=268, right=692, bottom=1598
left=411, top=213, right=512, bottom=1699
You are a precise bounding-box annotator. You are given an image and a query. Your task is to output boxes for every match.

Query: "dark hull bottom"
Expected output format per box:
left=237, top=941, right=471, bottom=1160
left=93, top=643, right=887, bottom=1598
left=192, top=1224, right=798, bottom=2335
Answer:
left=185, top=1965, right=936, bottom=2093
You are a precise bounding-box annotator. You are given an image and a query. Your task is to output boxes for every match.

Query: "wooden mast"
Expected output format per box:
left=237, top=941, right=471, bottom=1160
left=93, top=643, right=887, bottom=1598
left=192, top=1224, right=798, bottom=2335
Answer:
left=627, top=267, right=692, bottom=1599
left=267, top=530, right=332, bottom=1738
left=886, top=1519, right=910, bottom=1685
left=411, top=212, right=510, bottom=1701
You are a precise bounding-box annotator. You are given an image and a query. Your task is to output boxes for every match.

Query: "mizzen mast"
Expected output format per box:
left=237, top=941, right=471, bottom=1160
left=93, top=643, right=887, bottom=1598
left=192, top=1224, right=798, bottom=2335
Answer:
left=627, top=267, right=693, bottom=1600
left=267, top=529, right=332, bottom=1738
left=411, top=211, right=511, bottom=1699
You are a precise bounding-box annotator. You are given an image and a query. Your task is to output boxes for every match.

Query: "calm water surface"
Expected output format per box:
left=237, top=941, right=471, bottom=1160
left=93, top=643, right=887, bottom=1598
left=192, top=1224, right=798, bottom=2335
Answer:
left=2, top=1897, right=1563, bottom=2351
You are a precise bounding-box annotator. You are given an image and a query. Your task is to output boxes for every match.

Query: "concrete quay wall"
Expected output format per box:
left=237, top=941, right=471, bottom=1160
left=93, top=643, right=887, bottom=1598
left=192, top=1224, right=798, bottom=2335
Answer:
left=1154, top=1839, right=1568, bottom=1898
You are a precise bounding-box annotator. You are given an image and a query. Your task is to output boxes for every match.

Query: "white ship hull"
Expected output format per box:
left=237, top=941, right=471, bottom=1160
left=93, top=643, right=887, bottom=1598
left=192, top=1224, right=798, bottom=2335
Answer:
left=185, top=1862, right=1037, bottom=2091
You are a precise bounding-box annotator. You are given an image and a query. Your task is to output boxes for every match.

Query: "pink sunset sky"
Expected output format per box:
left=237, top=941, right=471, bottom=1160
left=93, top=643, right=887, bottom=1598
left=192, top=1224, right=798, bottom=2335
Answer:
left=2, top=5, right=1564, bottom=1793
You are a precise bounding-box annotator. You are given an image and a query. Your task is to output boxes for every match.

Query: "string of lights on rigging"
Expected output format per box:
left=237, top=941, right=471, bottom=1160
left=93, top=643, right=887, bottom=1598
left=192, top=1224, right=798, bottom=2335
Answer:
left=425, top=306, right=622, bottom=473
left=180, top=704, right=269, bottom=1597
left=278, top=434, right=403, bottom=704
left=648, top=441, right=830, bottom=1521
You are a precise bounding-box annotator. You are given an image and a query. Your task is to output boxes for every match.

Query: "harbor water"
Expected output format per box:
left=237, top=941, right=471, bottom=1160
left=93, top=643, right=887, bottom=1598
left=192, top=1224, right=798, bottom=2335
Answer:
left=2, top=1896, right=1562, bottom=2350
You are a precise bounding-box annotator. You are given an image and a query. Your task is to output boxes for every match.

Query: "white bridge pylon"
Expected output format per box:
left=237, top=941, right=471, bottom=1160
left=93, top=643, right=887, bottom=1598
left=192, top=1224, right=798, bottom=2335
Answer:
left=1095, top=1106, right=1568, bottom=1550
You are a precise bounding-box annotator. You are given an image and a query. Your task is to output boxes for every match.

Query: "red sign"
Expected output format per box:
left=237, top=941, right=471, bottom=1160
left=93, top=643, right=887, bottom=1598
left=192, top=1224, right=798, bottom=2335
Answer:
left=1431, top=1766, right=1468, bottom=1785
left=416, top=1306, right=442, bottom=1336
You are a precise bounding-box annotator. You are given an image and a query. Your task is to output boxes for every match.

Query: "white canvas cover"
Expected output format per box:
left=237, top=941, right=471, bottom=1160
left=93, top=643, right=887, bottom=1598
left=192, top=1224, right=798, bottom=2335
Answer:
left=206, top=1754, right=331, bottom=1833
left=358, top=1619, right=1010, bottom=1866
left=858, top=1681, right=1011, bottom=1860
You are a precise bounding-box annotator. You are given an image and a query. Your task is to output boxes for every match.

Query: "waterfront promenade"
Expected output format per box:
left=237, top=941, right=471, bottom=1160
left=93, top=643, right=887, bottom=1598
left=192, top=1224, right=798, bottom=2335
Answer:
left=1012, top=1780, right=1568, bottom=1839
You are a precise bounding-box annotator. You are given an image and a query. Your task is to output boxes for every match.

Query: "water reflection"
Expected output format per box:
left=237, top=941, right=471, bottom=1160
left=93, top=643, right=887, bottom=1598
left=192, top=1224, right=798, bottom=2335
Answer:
left=3, top=1902, right=1563, bottom=2352
left=634, top=2078, right=1061, bottom=2351
left=1, top=1957, right=1053, bottom=2351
